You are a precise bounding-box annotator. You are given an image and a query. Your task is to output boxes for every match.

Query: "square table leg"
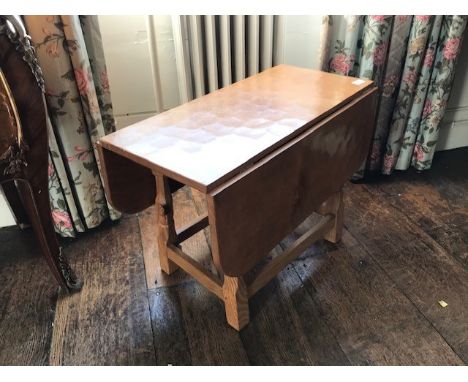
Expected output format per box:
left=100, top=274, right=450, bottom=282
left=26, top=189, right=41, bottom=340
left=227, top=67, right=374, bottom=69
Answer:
left=317, top=188, right=344, bottom=243
left=154, top=173, right=179, bottom=274
left=222, top=275, right=249, bottom=331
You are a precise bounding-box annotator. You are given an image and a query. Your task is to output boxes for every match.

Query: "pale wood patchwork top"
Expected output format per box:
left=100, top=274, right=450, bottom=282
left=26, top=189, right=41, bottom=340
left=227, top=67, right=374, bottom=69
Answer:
left=98, top=65, right=373, bottom=192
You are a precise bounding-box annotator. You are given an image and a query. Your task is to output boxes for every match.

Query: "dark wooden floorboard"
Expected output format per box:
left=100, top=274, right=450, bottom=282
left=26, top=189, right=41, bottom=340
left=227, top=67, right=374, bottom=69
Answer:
left=241, top=247, right=350, bottom=365
left=176, top=280, right=250, bottom=365
left=0, top=148, right=466, bottom=365
left=282, top=228, right=463, bottom=365
left=148, top=287, right=192, bottom=365
left=343, top=181, right=468, bottom=364
left=363, top=180, right=468, bottom=269
left=47, top=217, right=156, bottom=365
left=0, top=227, right=57, bottom=365
left=361, top=150, right=468, bottom=269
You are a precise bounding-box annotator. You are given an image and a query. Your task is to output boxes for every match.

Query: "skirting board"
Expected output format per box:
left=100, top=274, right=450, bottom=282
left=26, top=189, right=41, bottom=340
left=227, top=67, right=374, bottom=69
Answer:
left=436, top=120, right=468, bottom=151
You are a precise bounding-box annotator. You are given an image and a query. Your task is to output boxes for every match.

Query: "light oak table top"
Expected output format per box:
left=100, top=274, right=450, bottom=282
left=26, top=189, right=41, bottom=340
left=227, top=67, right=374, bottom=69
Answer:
left=98, top=65, right=373, bottom=193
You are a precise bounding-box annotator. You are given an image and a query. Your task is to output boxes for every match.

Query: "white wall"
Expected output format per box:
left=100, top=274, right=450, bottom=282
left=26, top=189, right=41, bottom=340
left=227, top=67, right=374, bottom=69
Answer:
left=98, top=15, right=180, bottom=129
left=282, top=15, right=323, bottom=70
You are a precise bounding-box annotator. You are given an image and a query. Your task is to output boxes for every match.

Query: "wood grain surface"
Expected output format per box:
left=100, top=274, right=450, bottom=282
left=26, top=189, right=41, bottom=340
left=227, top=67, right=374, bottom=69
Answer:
left=0, top=227, right=57, bottom=365
left=343, top=182, right=468, bottom=363
left=285, top=228, right=463, bottom=365
left=98, top=65, right=374, bottom=192
left=47, top=217, right=156, bottom=365
left=241, top=247, right=351, bottom=365
left=208, top=89, right=376, bottom=276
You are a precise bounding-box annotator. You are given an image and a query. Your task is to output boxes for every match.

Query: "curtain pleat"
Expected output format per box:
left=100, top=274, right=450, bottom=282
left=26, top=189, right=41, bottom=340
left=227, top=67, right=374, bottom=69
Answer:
left=411, top=16, right=467, bottom=170
left=321, top=15, right=467, bottom=178
left=24, top=15, right=119, bottom=237
left=370, top=16, right=413, bottom=171
left=383, top=16, right=435, bottom=173
left=392, top=16, right=443, bottom=171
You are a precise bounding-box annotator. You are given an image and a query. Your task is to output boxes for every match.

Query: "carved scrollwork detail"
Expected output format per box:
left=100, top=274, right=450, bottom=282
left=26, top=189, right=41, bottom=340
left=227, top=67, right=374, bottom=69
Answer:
left=0, top=139, right=29, bottom=176
left=0, top=15, right=45, bottom=92
left=58, top=248, right=84, bottom=291
left=0, top=68, right=29, bottom=176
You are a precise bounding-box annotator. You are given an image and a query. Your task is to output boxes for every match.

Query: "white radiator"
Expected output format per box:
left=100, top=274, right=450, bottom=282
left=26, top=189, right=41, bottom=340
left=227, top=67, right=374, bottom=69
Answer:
left=171, top=15, right=285, bottom=103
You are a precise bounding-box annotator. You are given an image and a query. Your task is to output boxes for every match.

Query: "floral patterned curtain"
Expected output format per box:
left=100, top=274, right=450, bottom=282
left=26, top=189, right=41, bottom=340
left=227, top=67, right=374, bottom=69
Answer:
left=320, top=15, right=467, bottom=178
left=23, top=16, right=120, bottom=237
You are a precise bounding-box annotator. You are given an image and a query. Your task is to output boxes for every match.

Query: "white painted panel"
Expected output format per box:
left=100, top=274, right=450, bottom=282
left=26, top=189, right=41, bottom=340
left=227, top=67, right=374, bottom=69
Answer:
left=261, top=15, right=274, bottom=71
left=98, top=15, right=156, bottom=115
left=146, top=16, right=163, bottom=113
left=247, top=15, right=260, bottom=76
left=152, top=15, right=181, bottom=110
left=220, top=15, right=232, bottom=87
left=282, top=15, right=324, bottom=70
left=204, top=15, right=219, bottom=92
left=234, top=16, right=246, bottom=82
left=188, top=15, right=205, bottom=98
left=273, top=15, right=285, bottom=65
left=172, top=15, right=193, bottom=103
left=437, top=119, right=468, bottom=151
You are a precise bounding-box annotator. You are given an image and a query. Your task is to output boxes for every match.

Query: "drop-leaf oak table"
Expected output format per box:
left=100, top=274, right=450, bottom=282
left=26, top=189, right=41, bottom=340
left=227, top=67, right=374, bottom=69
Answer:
left=97, top=65, right=377, bottom=331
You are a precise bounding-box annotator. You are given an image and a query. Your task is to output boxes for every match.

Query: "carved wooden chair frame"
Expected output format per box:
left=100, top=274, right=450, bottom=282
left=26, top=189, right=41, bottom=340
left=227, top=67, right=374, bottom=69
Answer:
left=0, top=15, right=82, bottom=292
